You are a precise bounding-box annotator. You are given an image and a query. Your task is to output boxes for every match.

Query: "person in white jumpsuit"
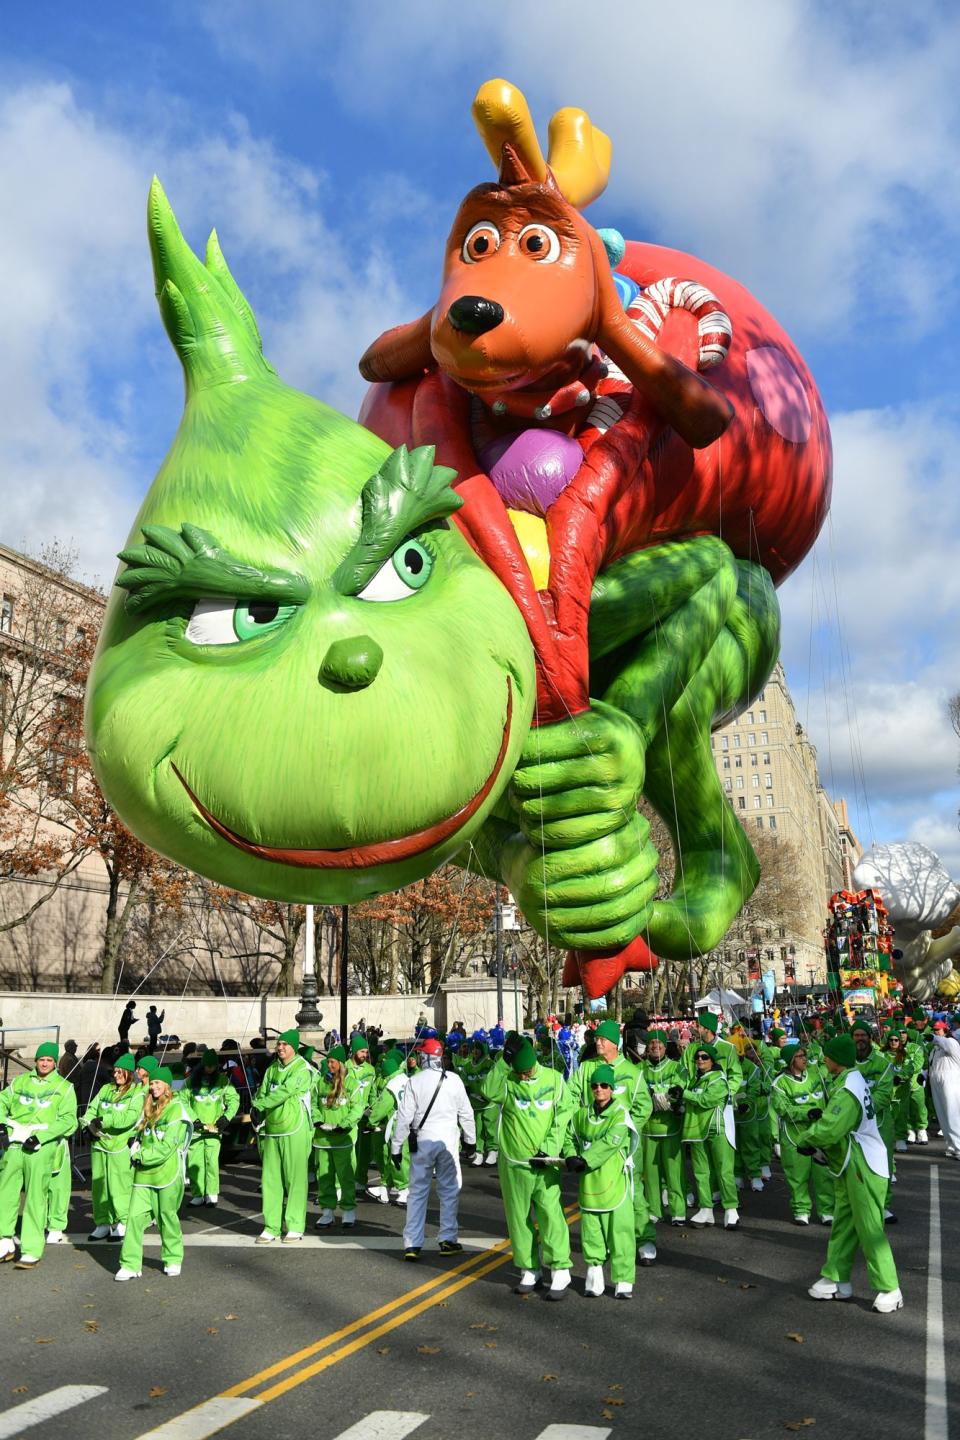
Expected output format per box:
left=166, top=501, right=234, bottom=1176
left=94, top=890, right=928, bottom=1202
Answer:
left=391, top=1039, right=476, bottom=1259
left=928, top=1031, right=960, bottom=1157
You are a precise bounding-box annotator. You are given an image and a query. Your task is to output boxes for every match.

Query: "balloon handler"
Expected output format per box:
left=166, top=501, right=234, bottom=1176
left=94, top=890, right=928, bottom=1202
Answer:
left=392, top=1037, right=475, bottom=1260
left=550, top=1062, right=638, bottom=1299
left=0, top=1041, right=78, bottom=1268
left=769, top=1042, right=834, bottom=1225
left=641, top=1029, right=686, bottom=1229
left=366, top=1050, right=411, bottom=1204
left=187, top=1049, right=240, bottom=1208
left=482, top=1037, right=574, bottom=1298
left=251, top=1029, right=314, bottom=1245
left=678, top=1043, right=739, bottom=1229
left=82, top=1052, right=145, bottom=1240
left=115, top=1066, right=192, bottom=1281
left=312, top=1046, right=364, bottom=1228
left=802, top=1035, right=903, bottom=1313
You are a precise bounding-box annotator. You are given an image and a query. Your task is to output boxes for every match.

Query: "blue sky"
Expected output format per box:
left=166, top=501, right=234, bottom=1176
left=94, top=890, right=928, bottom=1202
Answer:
left=2, top=1, right=959, bottom=870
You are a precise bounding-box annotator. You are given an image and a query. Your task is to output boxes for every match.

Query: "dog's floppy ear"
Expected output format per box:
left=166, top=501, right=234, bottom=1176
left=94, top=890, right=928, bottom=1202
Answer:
left=359, top=310, right=434, bottom=383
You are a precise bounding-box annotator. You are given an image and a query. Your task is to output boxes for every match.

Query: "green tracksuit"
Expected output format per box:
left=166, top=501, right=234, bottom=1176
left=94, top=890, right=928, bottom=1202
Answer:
left=253, top=1054, right=314, bottom=1238
left=681, top=1068, right=737, bottom=1210
left=461, top=1051, right=498, bottom=1153
left=572, top=1054, right=653, bottom=1243
left=770, top=1065, right=835, bottom=1219
left=856, top=1048, right=895, bottom=1203
left=366, top=1072, right=410, bottom=1191
left=348, top=1059, right=377, bottom=1186
left=0, top=1069, right=78, bottom=1260
left=119, top=1097, right=192, bottom=1271
left=805, top=1071, right=899, bottom=1293
left=312, top=1070, right=364, bottom=1210
left=641, top=1057, right=685, bottom=1221
left=733, top=1062, right=770, bottom=1181
left=483, top=1061, right=573, bottom=1272
left=908, top=1032, right=931, bottom=1130
left=684, top=1038, right=743, bottom=1190
left=82, top=1079, right=145, bottom=1226
left=187, top=1073, right=240, bottom=1199
left=564, top=1100, right=638, bottom=1284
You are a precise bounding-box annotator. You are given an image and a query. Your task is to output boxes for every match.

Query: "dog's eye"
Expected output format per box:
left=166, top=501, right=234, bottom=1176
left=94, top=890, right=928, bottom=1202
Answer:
left=517, top=224, right=561, bottom=263
left=462, top=221, right=500, bottom=263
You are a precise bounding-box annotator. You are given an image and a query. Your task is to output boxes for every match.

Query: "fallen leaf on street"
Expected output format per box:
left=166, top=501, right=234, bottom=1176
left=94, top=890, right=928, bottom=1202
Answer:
left=739, top=1283, right=757, bottom=1291
left=149, top=1387, right=167, bottom=1399
left=608, top=1384, right=623, bottom=1391
left=465, top=1392, right=475, bottom=1398
left=206, top=1328, right=219, bottom=1335
left=784, top=1422, right=816, bottom=1432
left=716, top=1276, right=729, bottom=1284
left=377, top=1347, right=390, bottom=1355
left=601, top=1410, right=614, bottom=1421
left=484, top=1341, right=497, bottom=1349
left=34, top=1338, right=54, bottom=1345
left=786, top=1332, right=805, bottom=1344
left=224, top=1314, right=239, bottom=1321
left=11, top=1388, right=27, bottom=1395
left=542, top=1374, right=558, bottom=1382
left=417, top=1345, right=441, bottom=1355
left=469, top=1322, right=497, bottom=1331
left=602, top=1398, right=625, bottom=1406
left=84, top=1320, right=100, bottom=1333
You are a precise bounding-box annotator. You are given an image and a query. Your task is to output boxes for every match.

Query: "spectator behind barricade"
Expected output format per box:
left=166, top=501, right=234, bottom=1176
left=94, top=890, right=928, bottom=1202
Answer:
left=146, top=1005, right=165, bottom=1054
left=79, top=1045, right=103, bottom=1109
left=117, top=1001, right=138, bottom=1046
left=58, top=1040, right=81, bottom=1090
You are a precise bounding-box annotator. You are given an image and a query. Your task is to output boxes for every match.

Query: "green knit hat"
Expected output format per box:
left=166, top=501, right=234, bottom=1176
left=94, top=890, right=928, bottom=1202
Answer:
left=913, top=1007, right=928, bottom=1022
left=590, top=1063, right=616, bottom=1087
left=769, top=1027, right=786, bottom=1042
left=278, top=1028, right=300, bottom=1049
left=381, top=1052, right=403, bottom=1078
left=595, top=1019, right=621, bottom=1046
left=137, top=1055, right=159, bottom=1075
left=511, top=1038, right=537, bottom=1073
left=694, top=1042, right=718, bottom=1062
left=824, top=1034, right=856, bottom=1068
left=326, top=1045, right=347, bottom=1064
left=154, top=1066, right=174, bottom=1086
left=350, top=1033, right=369, bottom=1056
left=646, top=1029, right=668, bottom=1045
left=850, top=1018, right=874, bottom=1039
left=697, top=1012, right=720, bottom=1035
left=202, top=1049, right=218, bottom=1066
left=35, top=1042, right=59, bottom=1061
left=781, top=1041, right=802, bottom=1062
left=114, top=1053, right=136, bottom=1073
left=299, top=1044, right=316, bottom=1062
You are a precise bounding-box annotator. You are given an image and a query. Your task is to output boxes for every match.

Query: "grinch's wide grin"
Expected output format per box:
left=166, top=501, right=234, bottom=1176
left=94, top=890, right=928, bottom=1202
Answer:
left=171, top=678, right=513, bottom=870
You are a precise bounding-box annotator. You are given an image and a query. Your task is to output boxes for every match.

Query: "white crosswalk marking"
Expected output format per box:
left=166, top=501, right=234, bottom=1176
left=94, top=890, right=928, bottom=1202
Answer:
left=533, top=1428, right=613, bottom=1440
left=134, top=1397, right=263, bottom=1439
left=330, top=1413, right=429, bottom=1440
left=0, top=1386, right=108, bottom=1439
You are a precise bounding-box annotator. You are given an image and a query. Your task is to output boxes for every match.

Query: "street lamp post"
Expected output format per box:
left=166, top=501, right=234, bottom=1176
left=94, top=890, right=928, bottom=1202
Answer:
left=295, top=903, right=322, bottom=1036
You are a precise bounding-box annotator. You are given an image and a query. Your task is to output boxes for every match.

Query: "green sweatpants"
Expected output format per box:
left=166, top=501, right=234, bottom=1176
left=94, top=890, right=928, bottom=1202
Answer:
left=90, top=1146, right=135, bottom=1226
left=877, top=1111, right=895, bottom=1206
left=734, top=1119, right=766, bottom=1180
left=187, top=1136, right=222, bottom=1199
left=260, top=1128, right=311, bottom=1237
left=780, top=1135, right=836, bottom=1219
left=119, top=1179, right=184, bottom=1270
left=821, top=1147, right=899, bottom=1292
left=315, top=1144, right=356, bottom=1209
left=910, top=1081, right=928, bottom=1130
left=581, top=1194, right=636, bottom=1284
left=688, top=1135, right=738, bottom=1209
left=382, top=1141, right=409, bottom=1191
left=0, top=1143, right=55, bottom=1259
left=474, top=1105, right=498, bottom=1153
left=355, top=1127, right=372, bottom=1187
left=632, top=1156, right=655, bottom=1245
left=892, top=1087, right=911, bottom=1142
left=46, top=1139, right=72, bottom=1231
left=498, top=1160, right=571, bottom=1271
left=643, top=1134, right=685, bottom=1220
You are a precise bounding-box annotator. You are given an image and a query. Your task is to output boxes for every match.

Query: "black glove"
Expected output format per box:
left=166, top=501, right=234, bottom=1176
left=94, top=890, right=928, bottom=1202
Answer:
left=737, top=1102, right=749, bottom=1115
left=215, top=1115, right=231, bottom=1133
left=668, top=1085, right=684, bottom=1102
left=796, top=1144, right=815, bottom=1156
left=250, top=1107, right=263, bottom=1127
left=22, top=1135, right=40, bottom=1154
left=893, top=1076, right=904, bottom=1087
left=390, top=1148, right=403, bottom=1163
left=127, top=1134, right=140, bottom=1149
left=130, top=1154, right=141, bottom=1168
left=88, top=1118, right=104, bottom=1138
left=807, top=1107, right=823, bottom=1120
left=565, top=1155, right=587, bottom=1173
left=919, top=1071, right=927, bottom=1085
left=529, top=1157, right=549, bottom=1171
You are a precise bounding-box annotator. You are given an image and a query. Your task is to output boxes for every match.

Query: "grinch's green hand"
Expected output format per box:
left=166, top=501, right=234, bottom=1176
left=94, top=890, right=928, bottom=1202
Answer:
left=502, top=814, right=659, bottom=950
left=509, top=701, right=645, bottom=850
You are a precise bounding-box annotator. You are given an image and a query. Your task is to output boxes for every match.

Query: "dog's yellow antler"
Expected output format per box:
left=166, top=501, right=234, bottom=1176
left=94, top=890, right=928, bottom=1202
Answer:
left=471, top=79, right=611, bottom=209
left=472, top=79, right=547, bottom=182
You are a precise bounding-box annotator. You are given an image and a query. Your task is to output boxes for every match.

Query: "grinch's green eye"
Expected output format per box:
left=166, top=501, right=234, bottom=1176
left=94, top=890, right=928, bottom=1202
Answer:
left=184, top=598, right=298, bottom=645
left=357, top=539, right=433, bottom=603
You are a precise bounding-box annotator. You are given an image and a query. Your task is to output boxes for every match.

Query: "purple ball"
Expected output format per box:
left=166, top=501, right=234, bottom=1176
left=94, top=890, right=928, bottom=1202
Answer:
left=479, top=428, right=583, bottom=516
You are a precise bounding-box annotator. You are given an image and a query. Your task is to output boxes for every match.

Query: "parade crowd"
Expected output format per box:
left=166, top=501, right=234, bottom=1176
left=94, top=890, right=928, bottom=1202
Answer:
left=3, top=1002, right=960, bottom=1313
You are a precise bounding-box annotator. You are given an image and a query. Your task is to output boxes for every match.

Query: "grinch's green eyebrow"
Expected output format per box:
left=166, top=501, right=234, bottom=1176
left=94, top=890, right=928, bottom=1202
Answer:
left=116, top=523, right=309, bottom=616
left=334, top=443, right=462, bottom=595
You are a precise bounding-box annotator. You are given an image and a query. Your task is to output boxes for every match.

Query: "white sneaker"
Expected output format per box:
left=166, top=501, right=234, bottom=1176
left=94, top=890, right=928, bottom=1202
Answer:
left=163, top=1263, right=181, bottom=1276
left=884, top=1209, right=897, bottom=1223
left=750, top=1178, right=764, bottom=1192
left=315, top=1209, right=335, bottom=1229
left=773, top=1144, right=781, bottom=1159
left=366, top=1185, right=389, bottom=1202
left=484, top=1150, right=498, bottom=1166
left=205, top=1194, right=219, bottom=1206
left=88, top=1225, right=111, bottom=1241
left=808, top=1276, right=852, bottom=1301
left=114, top=1267, right=141, bottom=1282
left=514, top=1269, right=541, bottom=1294
left=109, top=1223, right=125, bottom=1240
left=14, top=1255, right=40, bottom=1268
left=820, top=1214, right=833, bottom=1226
left=0, top=1237, right=16, bottom=1261
left=282, top=1232, right=303, bottom=1244
left=470, top=1153, right=484, bottom=1167
left=907, top=1129, right=917, bottom=1144
left=46, top=1230, right=66, bottom=1244
left=614, top=1282, right=633, bottom=1300
left=761, top=1164, right=772, bottom=1179
left=794, top=1214, right=810, bottom=1226
left=584, top=1264, right=605, bottom=1297
left=189, top=1195, right=206, bottom=1206
left=690, top=1207, right=715, bottom=1227
left=393, top=1189, right=409, bottom=1205
left=639, top=1242, right=656, bottom=1266
left=256, top=1230, right=278, bottom=1244
left=341, top=1209, right=356, bottom=1227
left=895, top=1140, right=907, bottom=1153
left=723, top=1208, right=740, bottom=1229
left=918, top=1130, right=929, bottom=1144
left=547, top=1267, right=571, bottom=1301
left=873, top=1287, right=904, bottom=1313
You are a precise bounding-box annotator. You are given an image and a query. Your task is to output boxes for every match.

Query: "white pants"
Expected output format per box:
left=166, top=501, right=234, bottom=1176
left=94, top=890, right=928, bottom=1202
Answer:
left=403, top=1138, right=462, bottom=1247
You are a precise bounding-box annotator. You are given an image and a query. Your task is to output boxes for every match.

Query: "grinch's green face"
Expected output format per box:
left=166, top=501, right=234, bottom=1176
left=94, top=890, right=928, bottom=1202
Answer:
left=85, top=183, right=536, bottom=903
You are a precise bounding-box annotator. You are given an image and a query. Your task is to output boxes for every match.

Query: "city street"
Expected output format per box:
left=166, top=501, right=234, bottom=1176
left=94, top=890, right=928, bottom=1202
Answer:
left=0, top=1141, right=954, bottom=1440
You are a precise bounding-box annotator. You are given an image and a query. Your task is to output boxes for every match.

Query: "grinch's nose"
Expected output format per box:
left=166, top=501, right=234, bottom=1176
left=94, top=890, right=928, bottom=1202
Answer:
left=319, top=636, right=383, bottom=690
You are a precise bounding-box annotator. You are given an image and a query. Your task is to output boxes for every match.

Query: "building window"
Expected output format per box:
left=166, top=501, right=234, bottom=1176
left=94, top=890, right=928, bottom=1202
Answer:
left=752, top=774, right=759, bottom=787
left=767, top=795, right=775, bottom=807
left=721, top=736, right=728, bottom=750
left=0, top=596, right=12, bottom=634
left=736, top=777, right=744, bottom=789
left=746, top=711, right=754, bottom=724
left=750, top=754, right=758, bottom=767
left=759, top=710, right=767, bottom=722
left=753, top=796, right=761, bottom=808
left=755, top=816, right=763, bottom=828
left=724, top=778, right=732, bottom=792
left=734, top=735, right=741, bottom=748
left=765, top=774, right=773, bottom=787
left=735, top=757, right=742, bottom=768
left=738, top=798, right=746, bottom=810
left=722, top=758, right=730, bottom=770
left=761, top=732, right=769, bottom=745
left=710, top=735, right=715, bottom=748
left=769, top=815, right=777, bottom=829
left=748, top=732, right=755, bottom=746
left=758, top=689, right=765, bottom=701
left=763, top=753, right=770, bottom=764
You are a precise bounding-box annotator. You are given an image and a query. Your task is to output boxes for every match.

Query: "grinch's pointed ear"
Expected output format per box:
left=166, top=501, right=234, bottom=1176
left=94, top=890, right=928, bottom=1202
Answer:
left=148, top=177, right=275, bottom=394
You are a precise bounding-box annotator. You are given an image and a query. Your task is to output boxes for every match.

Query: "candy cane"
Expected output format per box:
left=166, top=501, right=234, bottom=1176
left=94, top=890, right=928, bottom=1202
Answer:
left=629, top=278, right=733, bottom=371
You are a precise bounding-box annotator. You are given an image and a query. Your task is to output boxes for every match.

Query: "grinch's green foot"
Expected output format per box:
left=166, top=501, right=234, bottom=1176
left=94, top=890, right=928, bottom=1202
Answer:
left=646, top=849, right=759, bottom=959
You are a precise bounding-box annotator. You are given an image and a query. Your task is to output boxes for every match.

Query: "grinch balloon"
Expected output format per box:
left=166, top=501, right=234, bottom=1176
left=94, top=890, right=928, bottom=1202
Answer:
left=87, top=80, right=831, bottom=999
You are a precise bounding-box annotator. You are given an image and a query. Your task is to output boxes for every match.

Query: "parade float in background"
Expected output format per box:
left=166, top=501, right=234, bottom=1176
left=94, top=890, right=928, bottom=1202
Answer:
left=853, top=843, right=960, bottom=1002
left=824, top=888, right=898, bottom=1015
left=86, top=79, right=832, bottom=1001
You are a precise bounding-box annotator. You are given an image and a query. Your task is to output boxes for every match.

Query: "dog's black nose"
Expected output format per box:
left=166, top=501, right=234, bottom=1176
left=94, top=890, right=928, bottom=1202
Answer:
left=448, top=295, right=505, bottom=335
